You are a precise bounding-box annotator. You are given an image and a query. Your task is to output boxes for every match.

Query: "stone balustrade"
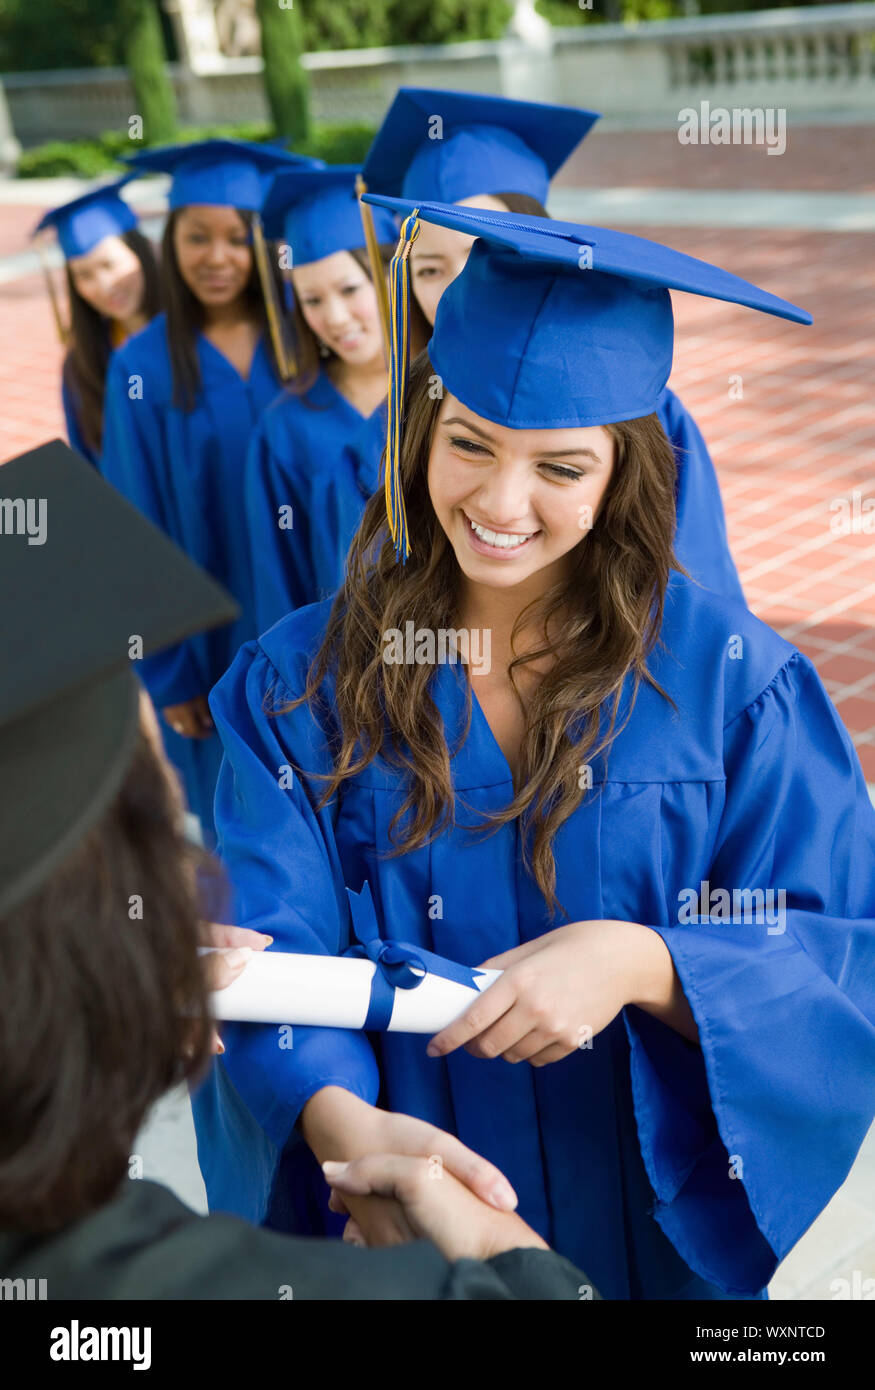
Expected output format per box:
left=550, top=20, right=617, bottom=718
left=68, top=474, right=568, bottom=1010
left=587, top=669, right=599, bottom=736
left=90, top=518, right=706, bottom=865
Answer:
left=1, top=4, right=873, bottom=151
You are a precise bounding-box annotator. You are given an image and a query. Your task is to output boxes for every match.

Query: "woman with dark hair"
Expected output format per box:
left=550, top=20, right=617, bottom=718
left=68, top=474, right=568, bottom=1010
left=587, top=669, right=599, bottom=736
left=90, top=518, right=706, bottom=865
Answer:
left=32, top=179, right=161, bottom=466
left=197, top=204, right=875, bottom=1301
left=100, top=141, right=314, bottom=844
left=242, top=167, right=400, bottom=631
left=361, top=87, right=745, bottom=604
left=0, top=441, right=598, bottom=1301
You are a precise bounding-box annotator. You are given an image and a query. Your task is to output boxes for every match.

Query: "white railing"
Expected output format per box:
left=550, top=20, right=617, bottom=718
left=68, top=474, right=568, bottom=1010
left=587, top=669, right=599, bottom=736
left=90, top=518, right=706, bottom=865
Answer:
left=2, top=5, right=874, bottom=149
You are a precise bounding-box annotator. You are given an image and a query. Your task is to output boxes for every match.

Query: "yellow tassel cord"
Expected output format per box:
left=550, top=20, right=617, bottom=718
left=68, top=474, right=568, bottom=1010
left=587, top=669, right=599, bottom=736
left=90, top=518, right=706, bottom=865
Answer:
left=385, top=210, right=420, bottom=563
left=355, top=174, right=391, bottom=366
left=35, top=236, right=69, bottom=345
left=251, top=214, right=295, bottom=382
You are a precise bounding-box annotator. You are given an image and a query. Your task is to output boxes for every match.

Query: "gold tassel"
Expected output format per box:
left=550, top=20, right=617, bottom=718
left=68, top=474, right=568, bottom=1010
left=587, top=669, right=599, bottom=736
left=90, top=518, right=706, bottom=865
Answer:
left=355, top=174, right=391, bottom=366
left=385, top=211, right=420, bottom=562
left=35, top=235, right=68, bottom=345
left=251, top=214, right=295, bottom=382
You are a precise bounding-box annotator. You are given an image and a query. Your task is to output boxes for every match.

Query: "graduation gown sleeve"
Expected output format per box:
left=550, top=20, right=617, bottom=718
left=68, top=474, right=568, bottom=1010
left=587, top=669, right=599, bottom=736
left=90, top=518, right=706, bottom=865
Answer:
left=61, top=372, right=98, bottom=468
left=207, top=629, right=380, bottom=1152
left=659, top=387, right=745, bottom=604
left=244, top=417, right=315, bottom=632
left=101, top=349, right=205, bottom=708
left=624, top=650, right=875, bottom=1294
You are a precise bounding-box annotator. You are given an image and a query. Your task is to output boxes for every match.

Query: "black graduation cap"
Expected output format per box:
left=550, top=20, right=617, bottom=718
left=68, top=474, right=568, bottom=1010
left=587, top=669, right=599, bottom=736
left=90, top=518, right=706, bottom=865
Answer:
left=0, top=440, right=239, bottom=917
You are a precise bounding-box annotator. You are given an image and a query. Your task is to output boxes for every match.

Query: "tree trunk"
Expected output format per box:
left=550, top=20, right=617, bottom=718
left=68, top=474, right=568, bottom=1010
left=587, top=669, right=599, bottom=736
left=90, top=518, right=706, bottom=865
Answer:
left=255, top=0, right=310, bottom=145
left=119, top=0, right=178, bottom=145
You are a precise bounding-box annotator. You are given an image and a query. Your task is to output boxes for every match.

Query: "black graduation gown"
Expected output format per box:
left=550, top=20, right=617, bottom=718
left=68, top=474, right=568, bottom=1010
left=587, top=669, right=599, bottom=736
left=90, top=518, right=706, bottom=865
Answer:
left=0, top=1178, right=596, bottom=1301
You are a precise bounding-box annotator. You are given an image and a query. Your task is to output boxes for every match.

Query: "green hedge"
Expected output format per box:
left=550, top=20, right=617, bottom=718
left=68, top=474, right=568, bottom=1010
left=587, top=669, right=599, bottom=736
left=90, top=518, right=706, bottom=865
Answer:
left=16, top=122, right=377, bottom=179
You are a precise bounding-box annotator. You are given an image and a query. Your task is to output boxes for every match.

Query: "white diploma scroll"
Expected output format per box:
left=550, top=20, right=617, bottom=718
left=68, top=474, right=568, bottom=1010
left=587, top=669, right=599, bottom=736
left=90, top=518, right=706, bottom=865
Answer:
left=207, top=948, right=502, bottom=1034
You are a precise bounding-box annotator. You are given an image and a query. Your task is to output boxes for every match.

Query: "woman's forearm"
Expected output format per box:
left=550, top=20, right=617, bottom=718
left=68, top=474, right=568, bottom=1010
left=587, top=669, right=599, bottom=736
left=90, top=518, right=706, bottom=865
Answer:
left=625, top=925, right=700, bottom=1044
left=299, top=1085, right=376, bottom=1162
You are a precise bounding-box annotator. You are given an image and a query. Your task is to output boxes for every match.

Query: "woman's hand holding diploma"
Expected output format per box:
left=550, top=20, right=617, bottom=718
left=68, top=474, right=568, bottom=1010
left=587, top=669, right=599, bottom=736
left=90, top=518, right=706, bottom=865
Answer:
left=199, top=924, right=273, bottom=1055
left=426, top=919, right=699, bottom=1067
left=162, top=694, right=214, bottom=739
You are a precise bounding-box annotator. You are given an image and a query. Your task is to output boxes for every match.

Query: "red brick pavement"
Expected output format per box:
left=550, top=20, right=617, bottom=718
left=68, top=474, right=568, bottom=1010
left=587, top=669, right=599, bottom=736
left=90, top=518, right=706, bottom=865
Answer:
left=1, top=190, right=873, bottom=777
left=0, top=202, right=45, bottom=258
left=557, top=122, right=875, bottom=193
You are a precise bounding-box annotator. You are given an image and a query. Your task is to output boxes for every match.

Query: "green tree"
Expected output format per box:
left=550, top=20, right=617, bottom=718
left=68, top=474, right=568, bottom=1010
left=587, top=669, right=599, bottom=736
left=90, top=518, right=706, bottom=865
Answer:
left=387, top=0, right=512, bottom=45
left=118, top=0, right=177, bottom=143
left=0, top=0, right=123, bottom=70
left=301, top=0, right=393, bottom=52
left=255, top=0, right=310, bottom=144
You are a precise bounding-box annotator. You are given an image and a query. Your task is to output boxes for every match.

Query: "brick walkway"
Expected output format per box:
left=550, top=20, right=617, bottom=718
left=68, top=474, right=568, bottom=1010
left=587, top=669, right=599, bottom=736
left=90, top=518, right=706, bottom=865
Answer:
left=556, top=121, right=875, bottom=193
left=1, top=125, right=873, bottom=776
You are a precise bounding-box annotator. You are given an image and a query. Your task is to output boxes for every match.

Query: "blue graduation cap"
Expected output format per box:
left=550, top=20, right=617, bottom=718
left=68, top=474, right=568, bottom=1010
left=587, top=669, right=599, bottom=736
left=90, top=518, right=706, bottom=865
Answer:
left=123, top=138, right=322, bottom=212
left=32, top=177, right=139, bottom=259
left=361, top=88, right=600, bottom=206
left=261, top=165, right=398, bottom=264
left=361, top=194, right=812, bottom=560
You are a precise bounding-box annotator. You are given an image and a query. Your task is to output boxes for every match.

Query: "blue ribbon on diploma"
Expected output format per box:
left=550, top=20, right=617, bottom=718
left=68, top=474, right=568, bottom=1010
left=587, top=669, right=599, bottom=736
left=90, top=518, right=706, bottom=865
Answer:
left=344, top=882, right=490, bottom=1031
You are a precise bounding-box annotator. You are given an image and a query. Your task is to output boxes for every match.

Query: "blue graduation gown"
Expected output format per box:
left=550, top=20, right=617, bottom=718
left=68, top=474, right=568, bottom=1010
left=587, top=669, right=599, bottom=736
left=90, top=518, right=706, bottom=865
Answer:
left=192, top=574, right=875, bottom=1300
left=62, top=373, right=98, bottom=468
left=243, top=384, right=743, bottom=627
left=244, top=371, right=380, bottom=631
left=100, top=313, right=282, bottom=840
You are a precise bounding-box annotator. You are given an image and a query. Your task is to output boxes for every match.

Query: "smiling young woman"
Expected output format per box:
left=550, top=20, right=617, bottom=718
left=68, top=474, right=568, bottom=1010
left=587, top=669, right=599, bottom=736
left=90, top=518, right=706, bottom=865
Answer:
left=33, top=180, right=161, bottom=466
left=242, top=167, right=403, bottom=631
left=190, top=201, right=875, bottom=1304
left=99, top=141, right=314, bottom=843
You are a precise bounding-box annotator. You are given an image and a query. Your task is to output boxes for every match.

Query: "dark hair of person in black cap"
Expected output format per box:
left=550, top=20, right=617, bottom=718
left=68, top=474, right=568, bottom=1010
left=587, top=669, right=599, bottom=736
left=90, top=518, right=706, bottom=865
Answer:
left=0, top=442, right=598, bottom=1299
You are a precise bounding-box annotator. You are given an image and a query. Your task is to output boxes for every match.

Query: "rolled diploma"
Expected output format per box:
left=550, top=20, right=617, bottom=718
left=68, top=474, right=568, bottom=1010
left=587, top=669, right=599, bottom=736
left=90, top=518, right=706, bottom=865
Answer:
left=207, top=949, right=502, bottom=1034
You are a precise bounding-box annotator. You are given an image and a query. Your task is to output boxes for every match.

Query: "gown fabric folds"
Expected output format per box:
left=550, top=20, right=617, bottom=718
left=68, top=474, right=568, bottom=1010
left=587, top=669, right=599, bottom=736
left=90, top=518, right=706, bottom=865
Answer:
left=190, top=572, right=875, bottom=1301
left=244, top=370, right=379, bottom=631
left=62, top=375, right=98, bottom=469
left=100, top=313, right=281, bottom=838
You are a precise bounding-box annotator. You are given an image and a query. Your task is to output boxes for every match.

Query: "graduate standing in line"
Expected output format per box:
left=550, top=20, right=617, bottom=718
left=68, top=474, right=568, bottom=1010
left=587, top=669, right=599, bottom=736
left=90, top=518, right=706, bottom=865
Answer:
left=243, top=167, right=398, bottom=631
left=100, top=140, right=317, bottom=843
left=362, top=88, right=745, bottom=602
left=32, top=179, right=161, bottom=467
left=194, top=202, right=875, bottom=1300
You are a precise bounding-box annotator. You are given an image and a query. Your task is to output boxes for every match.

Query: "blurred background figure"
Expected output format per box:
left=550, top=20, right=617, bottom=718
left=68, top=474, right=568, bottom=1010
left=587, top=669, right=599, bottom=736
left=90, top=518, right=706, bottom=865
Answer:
left=99, top=139, right=316, bottom=845
left=32, top=177, right=160, bottom=466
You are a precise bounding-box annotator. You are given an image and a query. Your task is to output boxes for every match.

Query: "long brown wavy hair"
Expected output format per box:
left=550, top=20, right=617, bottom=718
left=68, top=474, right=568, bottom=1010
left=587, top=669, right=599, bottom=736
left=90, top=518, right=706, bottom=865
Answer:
left=62, top=228, right=161, bottom=456
left=162, top=207, right=287, bottom=411
left=284, top=350, right=680, bottom=913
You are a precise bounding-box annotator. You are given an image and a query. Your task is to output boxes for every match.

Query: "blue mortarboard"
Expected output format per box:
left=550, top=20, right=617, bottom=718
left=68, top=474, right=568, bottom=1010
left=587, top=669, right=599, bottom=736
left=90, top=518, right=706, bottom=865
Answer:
left=362, top=194, right=812, bottom=560
left=123, top=139, right=322, bottom=211
left=32, top=176, right=139, bottom=259
left=261, top=165, right=397, bottom=264
left=361, top=88, right=600, bottom=206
